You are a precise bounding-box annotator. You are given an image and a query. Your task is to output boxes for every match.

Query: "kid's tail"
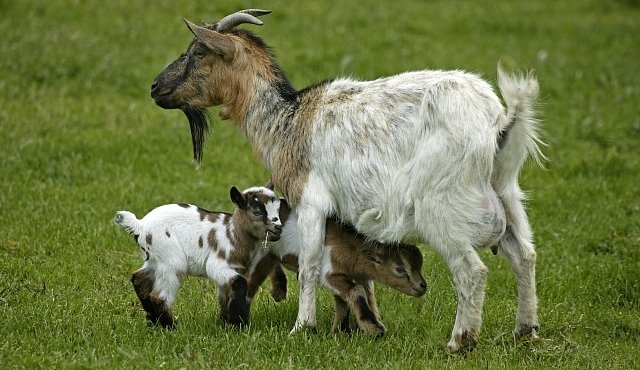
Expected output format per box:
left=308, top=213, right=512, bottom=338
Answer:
left=114, top=211, right=143, bottom=236
left=493, top=65, right=545, bottom=192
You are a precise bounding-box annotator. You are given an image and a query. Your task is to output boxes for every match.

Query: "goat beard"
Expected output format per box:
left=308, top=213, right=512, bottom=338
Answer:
left=181, top=106, right=210, bottom=164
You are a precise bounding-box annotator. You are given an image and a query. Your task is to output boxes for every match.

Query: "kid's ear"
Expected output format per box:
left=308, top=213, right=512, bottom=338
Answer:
left=230, top=187, right=246, bottom=209
left=265, top=179, right=274, bottom=190
left=363, top=250, right=383, bottom=264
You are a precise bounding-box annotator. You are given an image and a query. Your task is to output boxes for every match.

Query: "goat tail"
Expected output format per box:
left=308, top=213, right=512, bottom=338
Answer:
left=114, top=210, right=143, bottom=236
left=493, top=64, right=545, bottom=192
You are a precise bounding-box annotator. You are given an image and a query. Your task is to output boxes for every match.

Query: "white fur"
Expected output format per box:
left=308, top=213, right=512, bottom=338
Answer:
left=115, top=205, right=240, bottom=306
left=251, top=67, right=543, bottom=349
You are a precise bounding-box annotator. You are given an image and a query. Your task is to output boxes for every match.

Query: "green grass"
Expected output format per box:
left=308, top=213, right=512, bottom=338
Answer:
left=1, top=0, right=639, bottom=368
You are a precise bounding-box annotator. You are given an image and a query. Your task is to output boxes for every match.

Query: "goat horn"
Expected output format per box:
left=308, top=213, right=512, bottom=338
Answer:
left=215, top=9, right=272, bottom=32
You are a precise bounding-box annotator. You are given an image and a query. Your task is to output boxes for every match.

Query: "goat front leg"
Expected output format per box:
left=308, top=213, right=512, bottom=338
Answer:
left=290, top=206, right=325, bottom=334
left=327, top=273, right=386, bottom=337
left=207, top=260, right=249, bottom=327
left=216, top=276, right=249, bottom=327
left=331, top=294, right=352, bottom=334
left=227, top=276, right=250, bottom=326
left=247, top=252, right=287, bottom=302
left=269, top=263, right=288, bottom=302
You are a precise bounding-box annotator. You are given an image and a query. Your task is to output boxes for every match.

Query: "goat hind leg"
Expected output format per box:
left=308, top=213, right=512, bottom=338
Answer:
left=435, top=243, right=488, bottom=352
left=497, top=194, right=540, bottom=340
left=131, top=268, right=158, bottom=323
left=146, top=267, right=180, bottom=329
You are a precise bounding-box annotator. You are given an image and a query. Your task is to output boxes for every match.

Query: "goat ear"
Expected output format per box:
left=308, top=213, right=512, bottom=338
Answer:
left=363, top=250, right=383, bottom=264
left=265, top=179, right=274, bottom=190
left=230, top=187, right=246, bottom=209
left=184, top=19, right=236, bottom=60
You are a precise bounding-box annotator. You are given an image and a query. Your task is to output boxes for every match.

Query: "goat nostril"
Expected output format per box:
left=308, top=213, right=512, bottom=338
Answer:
left=275, top=225, right=282, bottom=231
left=151, top=80, right=159, bottom=92
left=420, top=282, right=427, bottom=289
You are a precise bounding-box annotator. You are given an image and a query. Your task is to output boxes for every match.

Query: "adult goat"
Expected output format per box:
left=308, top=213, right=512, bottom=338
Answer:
left=149, top=9, right=544, bottom=351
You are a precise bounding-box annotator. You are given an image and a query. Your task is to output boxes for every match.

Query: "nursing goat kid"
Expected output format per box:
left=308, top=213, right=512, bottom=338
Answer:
left=150, top=9, right=545, bottom=351
left=248, top=195, right=427, bottom=336
left=114, top=186, right=283, bottom=328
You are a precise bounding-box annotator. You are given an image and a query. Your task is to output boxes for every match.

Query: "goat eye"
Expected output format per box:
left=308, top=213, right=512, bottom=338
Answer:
left=395, top=266, right=407, bottom=275
left=252, top=210, right=263, bottom=217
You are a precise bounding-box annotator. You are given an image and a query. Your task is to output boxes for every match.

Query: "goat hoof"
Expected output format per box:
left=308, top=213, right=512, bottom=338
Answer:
left=289, top=324, right=317, bottom=336
left=159, top=315, right=176, bottom=330
left=447, top=330, right=478, bottom=353
left=224, top=304, right=249, bottom=328
left=270, top=287, right=287, bottom=302
left=357, top=322, right=386, bottom=337
left=515, top=325, right=541, bottom=342
left=146, top=314, right=176, bottom=329
left=372, top=327, right=386, bottom=338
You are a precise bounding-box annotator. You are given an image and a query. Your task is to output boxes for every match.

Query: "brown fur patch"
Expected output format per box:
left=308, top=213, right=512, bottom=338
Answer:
left=148, top=291, right=175, bottom=328
left=146, top=234, right=153, bottom=246
left=207, top=212, right=221, bottom=223
left=226, top=226, right=235, bottom=246
left=268, top=85, right=327, bottom=206
left=279, top=254, right=299, bottom=272
left=225, top=212, right=254, bottom=271
left=196, top=207, right=209, bottom=221
left=207, top=227, right=218, bottom=251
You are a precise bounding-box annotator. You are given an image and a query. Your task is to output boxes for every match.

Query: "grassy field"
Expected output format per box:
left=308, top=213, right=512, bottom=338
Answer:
left=1, top=0, right=639, bottom=368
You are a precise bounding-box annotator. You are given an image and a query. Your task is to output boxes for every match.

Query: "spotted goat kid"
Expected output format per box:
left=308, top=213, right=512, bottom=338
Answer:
left=114, top=186, right=284, bottom=328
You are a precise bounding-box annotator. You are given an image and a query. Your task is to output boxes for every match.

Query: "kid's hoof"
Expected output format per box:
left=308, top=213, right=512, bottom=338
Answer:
left=270, top=285, right=287, bottom=302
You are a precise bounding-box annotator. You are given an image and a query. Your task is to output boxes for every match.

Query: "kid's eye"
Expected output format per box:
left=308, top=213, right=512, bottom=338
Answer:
left=395, top=266, right=407, bottom=275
